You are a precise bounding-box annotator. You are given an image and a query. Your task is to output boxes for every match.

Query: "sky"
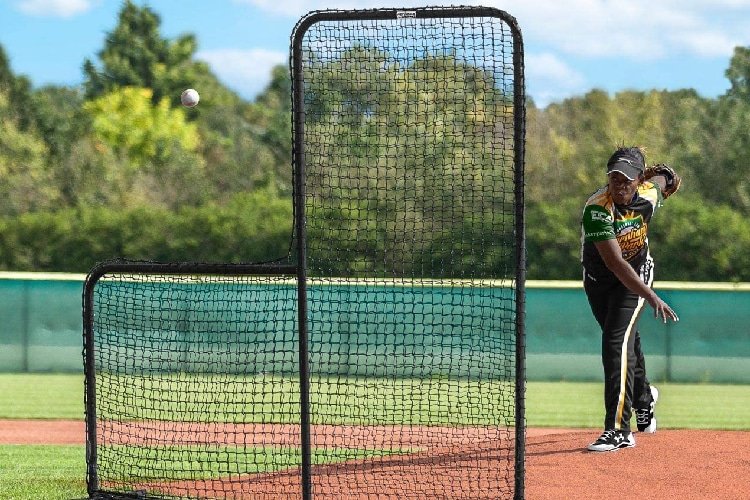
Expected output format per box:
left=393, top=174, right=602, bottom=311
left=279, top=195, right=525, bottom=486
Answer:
left=1, top=0, right=750, bottom=107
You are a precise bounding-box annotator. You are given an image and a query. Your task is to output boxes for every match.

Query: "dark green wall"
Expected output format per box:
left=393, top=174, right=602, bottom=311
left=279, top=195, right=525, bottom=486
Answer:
left=1, top=275, right=748, bottom=382
left=526, top=282, right=750, bottom=383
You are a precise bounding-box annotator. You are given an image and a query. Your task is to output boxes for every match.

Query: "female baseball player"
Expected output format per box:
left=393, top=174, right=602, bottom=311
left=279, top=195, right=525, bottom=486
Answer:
left=580, top=146, right=681, bottom=452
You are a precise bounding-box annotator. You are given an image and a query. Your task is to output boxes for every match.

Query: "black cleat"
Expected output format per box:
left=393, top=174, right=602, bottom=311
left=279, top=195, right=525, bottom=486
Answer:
left=636, top=386, right=659, bottom=433
left=587, top=429, right=636, bottom=452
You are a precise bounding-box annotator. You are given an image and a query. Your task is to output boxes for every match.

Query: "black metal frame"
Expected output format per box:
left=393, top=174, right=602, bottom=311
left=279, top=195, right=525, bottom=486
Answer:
left=84, top=6, right=525, bottom=499
left=82, top=260, right=296, bottom=498
left=511, top=12, right=527, bottom=500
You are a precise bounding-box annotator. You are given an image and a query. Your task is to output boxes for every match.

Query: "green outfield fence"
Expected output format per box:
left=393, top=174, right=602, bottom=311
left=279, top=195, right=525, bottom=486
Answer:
left=0, top=272, right=748, bottom=383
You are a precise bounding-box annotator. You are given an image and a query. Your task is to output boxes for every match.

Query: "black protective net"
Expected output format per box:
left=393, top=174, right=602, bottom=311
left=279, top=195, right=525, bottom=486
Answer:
left=85, top=268, right=302, bottom=499
left=84, top=7, right=524, bottom=500
left=294, top=7, right=524, bottom=499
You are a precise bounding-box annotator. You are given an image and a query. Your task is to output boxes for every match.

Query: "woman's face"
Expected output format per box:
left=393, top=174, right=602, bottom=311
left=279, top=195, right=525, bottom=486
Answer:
left=608, top=171, right=641, bottom=205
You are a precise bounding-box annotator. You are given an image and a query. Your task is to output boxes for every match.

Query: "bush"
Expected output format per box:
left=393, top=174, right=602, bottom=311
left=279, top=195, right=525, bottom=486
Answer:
left=0, top=187, right=293, bottom=272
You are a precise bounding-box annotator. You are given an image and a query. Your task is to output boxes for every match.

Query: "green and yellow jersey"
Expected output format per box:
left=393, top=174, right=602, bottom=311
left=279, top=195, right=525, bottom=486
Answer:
left=581, top=181, right=662, bottom=280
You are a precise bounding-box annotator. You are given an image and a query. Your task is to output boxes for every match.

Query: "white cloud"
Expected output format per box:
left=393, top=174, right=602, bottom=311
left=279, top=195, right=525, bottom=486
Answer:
left=196, top=48, right=287, bottom=99
left=242, top=0, right=750, bottom=60
left=671, top=31, right=738, bottom=58
left=15, top=0, right=94, bottom=18
left=504, top=0, right=750, bottom=59
left=237, top=0, right=750, bottom=104
left=526, top=53, right=587, bottom=107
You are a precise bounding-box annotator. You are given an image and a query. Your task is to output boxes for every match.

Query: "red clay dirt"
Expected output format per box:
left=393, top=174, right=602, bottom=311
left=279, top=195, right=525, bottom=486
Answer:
left=1, top=420, right=748, bottom=499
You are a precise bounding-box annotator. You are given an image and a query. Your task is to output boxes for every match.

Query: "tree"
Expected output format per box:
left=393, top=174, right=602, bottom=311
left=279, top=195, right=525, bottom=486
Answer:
left=85, top=87, right=198, bottom=163
left=195, top=65, right=294, bottom=201
left=655, top=88, right=708, bottom=199
left=0, top=44, right=35, bottom=130
left=248, top=65, right=293, bottom=171
left=725, top=46, right=750, bottom=101
left=197, top=101, right=283, bottom=201
left=525, top=198, right=583, bottom=279
left=650, top=195, right=750, bottom=281
left=83, top=86, right=208, bottom=208
left=526, top=89, right=615, bottom=204
left=702, top=95, right=750, bottom=213
left=28, top=85, right=90, bottom=205
left=83, top=0, right=239, bottom=108
left=0, top=91, right=60, bottom=216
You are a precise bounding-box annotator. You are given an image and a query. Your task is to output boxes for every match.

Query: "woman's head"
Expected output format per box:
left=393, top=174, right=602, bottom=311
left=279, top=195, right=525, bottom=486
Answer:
left=606, top=146, right=645, bottom=205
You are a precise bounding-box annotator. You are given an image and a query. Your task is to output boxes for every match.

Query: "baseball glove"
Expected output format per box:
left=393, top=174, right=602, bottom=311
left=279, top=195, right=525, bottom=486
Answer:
left=644, top=163, right=681, bottom=199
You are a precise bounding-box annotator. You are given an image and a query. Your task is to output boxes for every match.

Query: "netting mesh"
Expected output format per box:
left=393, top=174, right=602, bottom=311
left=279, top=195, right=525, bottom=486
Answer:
left=296, top=9, right=521, bottom=499
left=87, top=271, right=302, bottom=499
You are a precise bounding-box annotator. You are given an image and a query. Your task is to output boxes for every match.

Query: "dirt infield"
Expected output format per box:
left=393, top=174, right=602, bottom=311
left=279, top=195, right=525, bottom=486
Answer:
left=2, top=420, right=748, bottom=499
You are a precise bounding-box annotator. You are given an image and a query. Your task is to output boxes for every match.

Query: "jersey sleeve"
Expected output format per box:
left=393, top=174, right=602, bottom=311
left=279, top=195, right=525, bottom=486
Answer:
left=582, top=204, right=615, bottom=242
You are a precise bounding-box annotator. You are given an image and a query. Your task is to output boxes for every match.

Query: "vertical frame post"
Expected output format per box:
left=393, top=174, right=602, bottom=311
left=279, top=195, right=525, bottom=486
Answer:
left=511, top=16, right=527, bottom=500
left=82, top=269, right=102, bottom=497
left=291, top=20, right=313, bottom=500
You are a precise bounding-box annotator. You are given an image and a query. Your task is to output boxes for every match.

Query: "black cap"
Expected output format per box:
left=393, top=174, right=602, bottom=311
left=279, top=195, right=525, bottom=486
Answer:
left=606, top=149, right=645, bottom=181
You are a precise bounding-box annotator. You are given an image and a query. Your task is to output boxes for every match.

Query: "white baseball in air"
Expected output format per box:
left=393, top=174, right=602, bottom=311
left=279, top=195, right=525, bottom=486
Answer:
left=180, top=88, right=200, bottom=107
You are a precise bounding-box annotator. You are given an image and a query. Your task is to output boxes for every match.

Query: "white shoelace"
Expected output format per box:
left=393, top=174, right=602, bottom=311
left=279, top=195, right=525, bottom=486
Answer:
left=597, top=429, right=617, bottom=441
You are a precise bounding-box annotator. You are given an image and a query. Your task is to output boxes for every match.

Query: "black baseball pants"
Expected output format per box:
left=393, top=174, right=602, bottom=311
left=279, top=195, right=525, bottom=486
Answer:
left=584, top=259, right=654, bottom=432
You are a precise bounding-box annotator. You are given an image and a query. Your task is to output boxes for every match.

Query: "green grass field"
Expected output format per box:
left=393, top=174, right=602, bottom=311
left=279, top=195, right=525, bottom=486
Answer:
left=0, top=374, right=748, bottom=499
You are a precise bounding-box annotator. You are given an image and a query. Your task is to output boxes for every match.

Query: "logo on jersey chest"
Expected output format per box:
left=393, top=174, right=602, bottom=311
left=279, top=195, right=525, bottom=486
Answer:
left=615, top=211, right=647, bottom=260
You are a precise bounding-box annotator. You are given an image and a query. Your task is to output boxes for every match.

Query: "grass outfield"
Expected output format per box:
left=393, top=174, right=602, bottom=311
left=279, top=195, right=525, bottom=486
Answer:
left=0, top=374, right=748, bottom=499
left=0, top=445, right=85, bottom=500
left=1, top=374, right=749, bottom=429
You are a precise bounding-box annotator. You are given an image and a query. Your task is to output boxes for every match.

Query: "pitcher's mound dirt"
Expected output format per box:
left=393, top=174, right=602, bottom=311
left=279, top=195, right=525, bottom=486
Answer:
left=2, top=421, right=747, bottom=499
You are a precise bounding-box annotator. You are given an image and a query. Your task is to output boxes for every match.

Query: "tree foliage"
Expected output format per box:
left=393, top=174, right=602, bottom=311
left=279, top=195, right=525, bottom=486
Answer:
left=0, top=1, right=749, bottom=280
left=85, top=87, right=198, bottom=162
left=83, top=0, right=239, bottom=108
left=0, top=187, right=292, bottom=272
left=0, top=45, right=35, bottom=130
left=0, top=91, right=60, bottom=216
left=725, top=46, right=750, bottom=101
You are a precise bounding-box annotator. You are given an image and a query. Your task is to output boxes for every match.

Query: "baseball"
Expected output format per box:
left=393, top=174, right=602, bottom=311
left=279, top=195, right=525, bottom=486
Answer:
left=180, top=88, right=200, bottom=107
